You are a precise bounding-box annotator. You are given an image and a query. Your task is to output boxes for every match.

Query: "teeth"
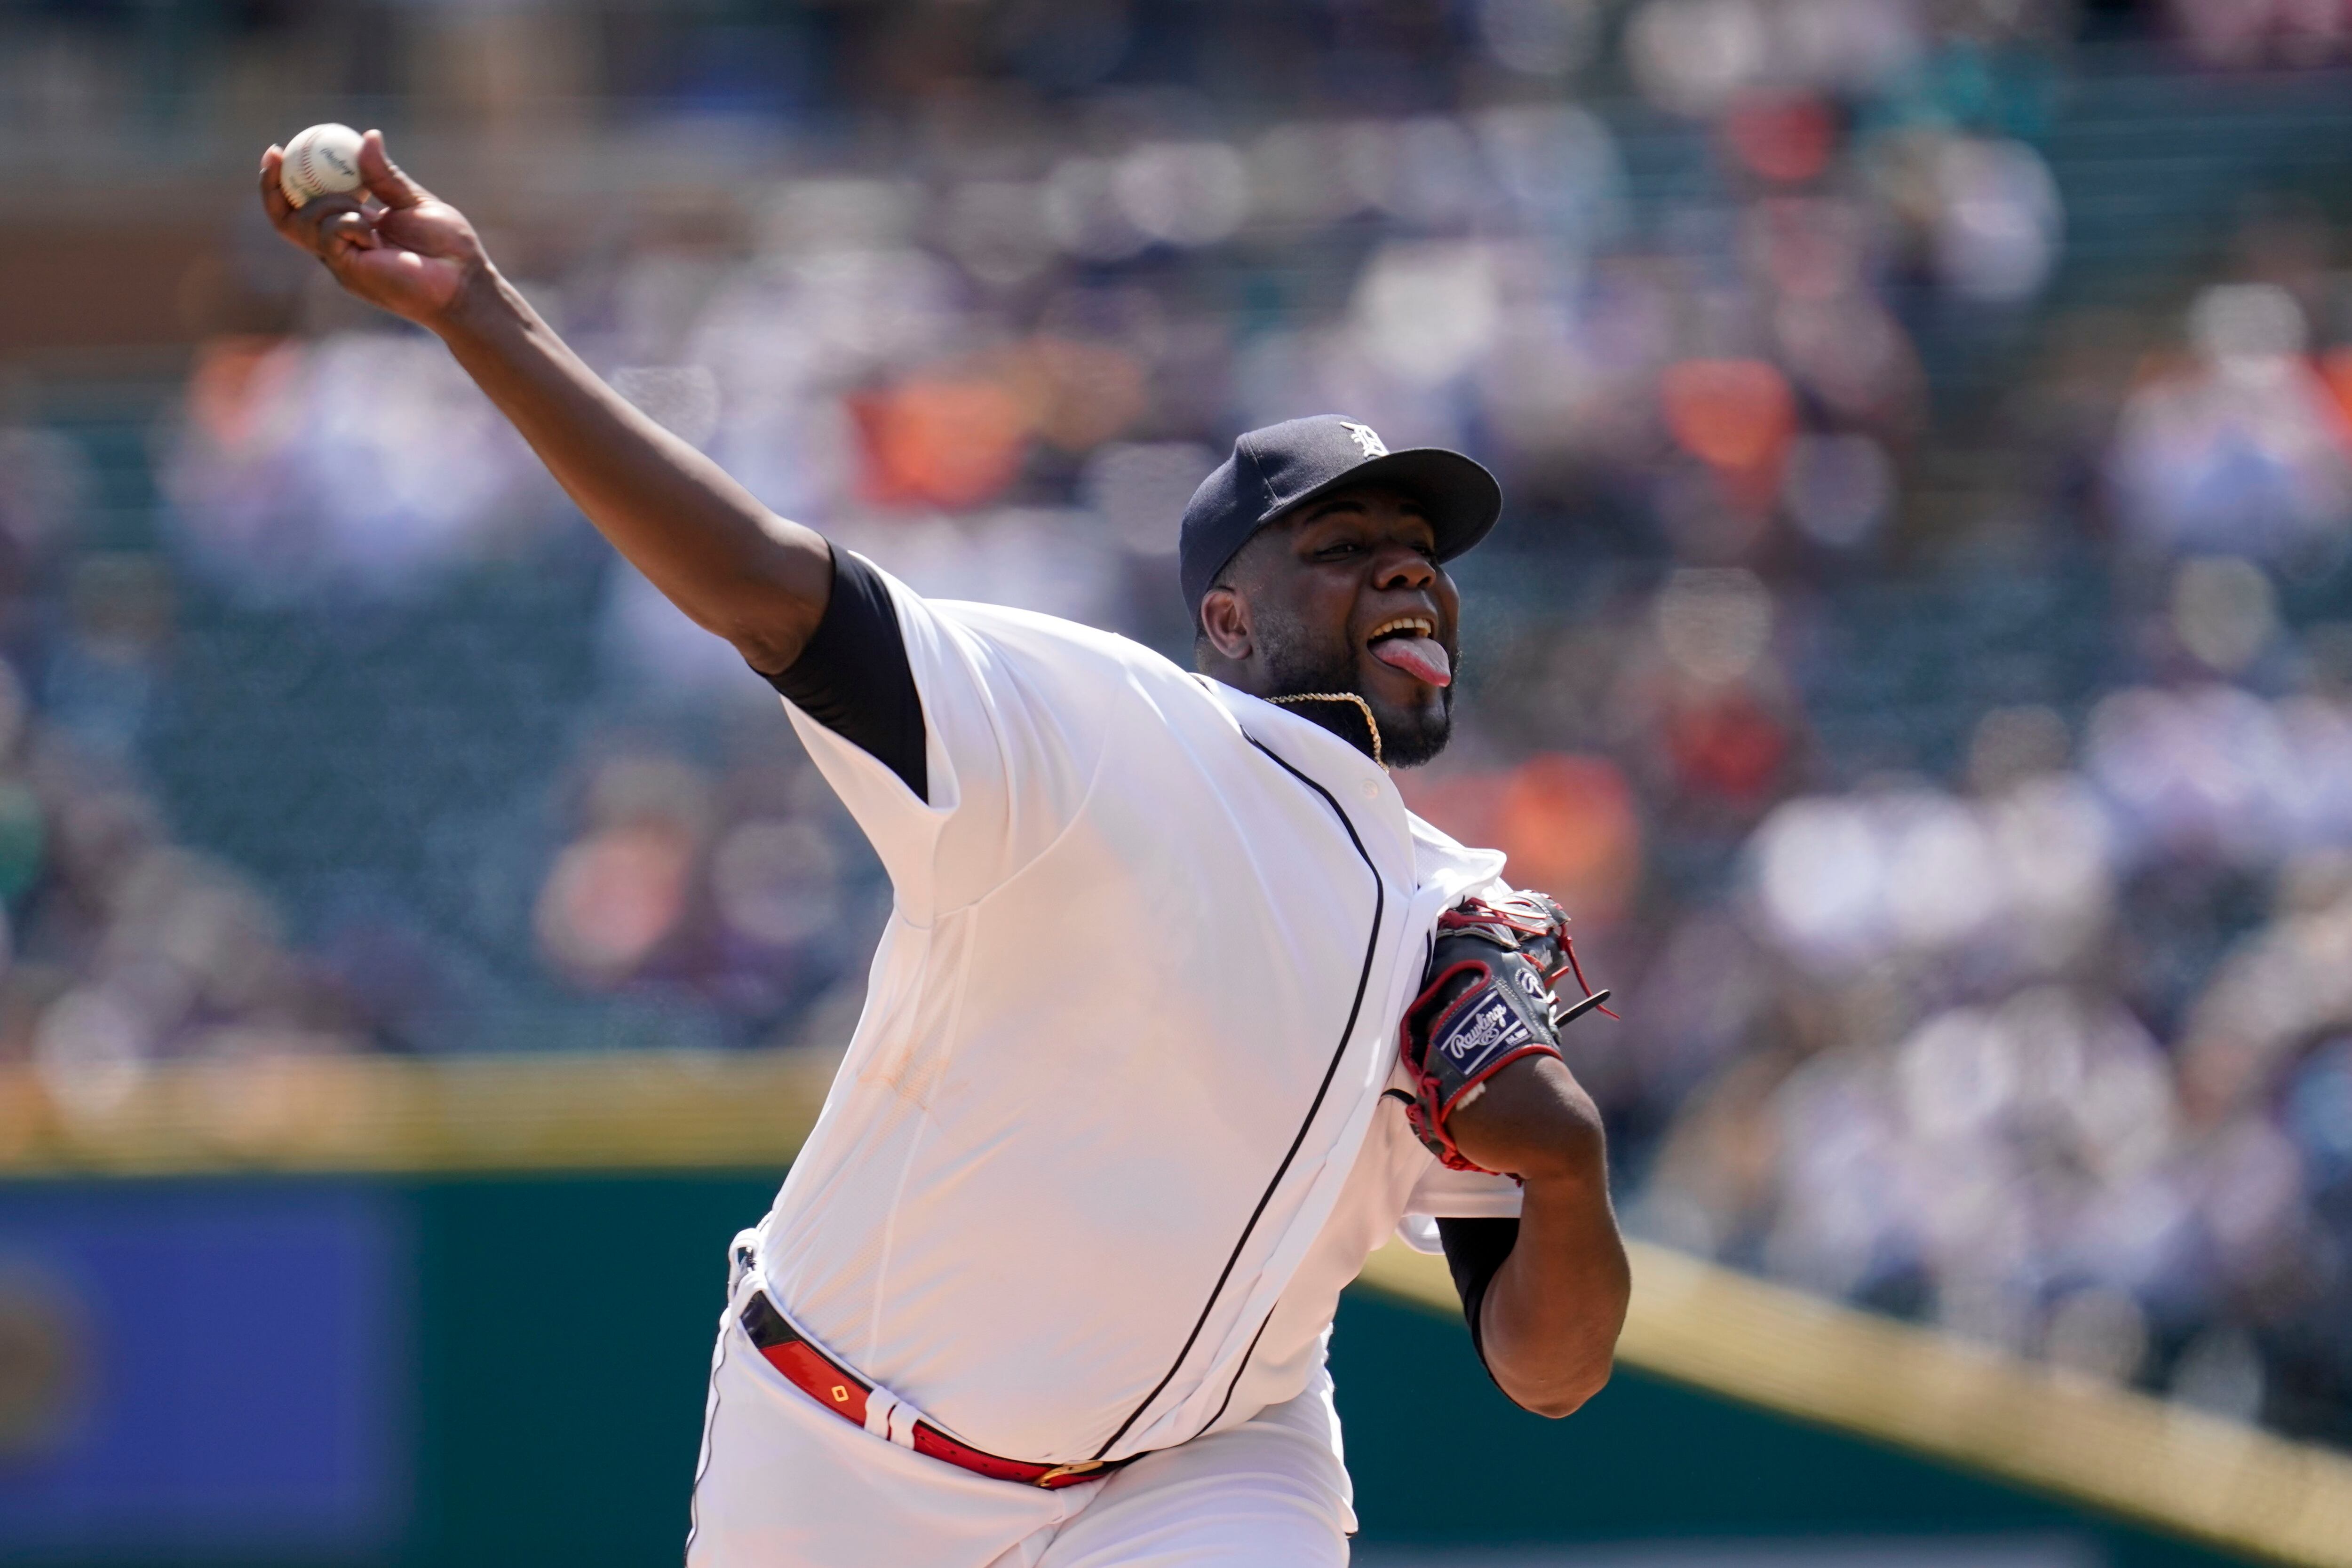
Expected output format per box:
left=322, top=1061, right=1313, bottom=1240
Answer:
left=1368, top=616, right=1434, bottom=641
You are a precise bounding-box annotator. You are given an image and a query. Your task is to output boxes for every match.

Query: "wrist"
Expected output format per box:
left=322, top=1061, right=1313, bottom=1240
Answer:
left=429, top=262, right=520, bottom=345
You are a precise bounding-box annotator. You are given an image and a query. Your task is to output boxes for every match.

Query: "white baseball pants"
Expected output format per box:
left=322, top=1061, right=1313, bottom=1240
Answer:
left=684, top=1270, right=1355, bottom=1567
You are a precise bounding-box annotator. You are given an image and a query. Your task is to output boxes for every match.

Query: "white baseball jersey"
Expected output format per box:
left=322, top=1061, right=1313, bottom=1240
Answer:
left=752, top=563, right=1521, bottom=1469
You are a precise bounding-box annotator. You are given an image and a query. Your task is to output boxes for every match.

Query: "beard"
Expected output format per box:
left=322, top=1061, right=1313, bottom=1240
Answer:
left=1256, top=611, right=1454, bottom=769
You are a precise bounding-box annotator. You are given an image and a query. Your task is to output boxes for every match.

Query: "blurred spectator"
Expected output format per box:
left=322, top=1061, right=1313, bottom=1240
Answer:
left=161, top=333, right=562, bottom=599
left=2108, top=285, right=2352, bottom=559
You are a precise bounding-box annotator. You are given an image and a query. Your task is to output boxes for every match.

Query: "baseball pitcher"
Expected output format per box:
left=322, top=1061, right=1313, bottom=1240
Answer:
left=260, top=131, right=1630, bottom=1568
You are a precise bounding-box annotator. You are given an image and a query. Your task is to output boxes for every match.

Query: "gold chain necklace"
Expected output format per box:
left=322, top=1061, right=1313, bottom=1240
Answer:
left=1269, top=692, right=1383, bottom=769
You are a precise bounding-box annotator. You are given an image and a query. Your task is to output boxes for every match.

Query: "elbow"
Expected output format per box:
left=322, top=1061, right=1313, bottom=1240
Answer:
left=1517, top=1359, right=1614, bottom=1420
left=1493, top=1351, right=1614, bottom=1419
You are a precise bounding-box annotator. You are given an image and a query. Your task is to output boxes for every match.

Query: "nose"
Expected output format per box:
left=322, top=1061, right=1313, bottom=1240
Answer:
left=1370, top=543, right=1436, bottom=592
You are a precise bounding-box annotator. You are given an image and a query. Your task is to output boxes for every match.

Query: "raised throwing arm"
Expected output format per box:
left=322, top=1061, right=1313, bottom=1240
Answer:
left=257, top=130, right=831, bottom=673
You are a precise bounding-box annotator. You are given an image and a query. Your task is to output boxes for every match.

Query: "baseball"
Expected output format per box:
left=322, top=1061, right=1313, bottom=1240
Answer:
left=278, top=122, right=365, bottom=207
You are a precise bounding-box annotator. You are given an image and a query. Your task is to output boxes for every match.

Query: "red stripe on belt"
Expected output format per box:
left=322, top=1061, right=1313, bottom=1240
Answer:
left=739, top=1290, right=1120, bottom=1489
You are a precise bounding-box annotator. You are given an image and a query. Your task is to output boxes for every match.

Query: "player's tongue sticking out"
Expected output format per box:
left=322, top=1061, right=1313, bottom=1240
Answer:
left=1368, top=627, right=1452, bottom=688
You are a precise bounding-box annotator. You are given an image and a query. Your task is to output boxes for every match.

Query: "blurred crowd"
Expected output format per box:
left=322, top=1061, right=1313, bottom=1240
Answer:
left=0, top=428, right=367, bottom=1119
left=8, top=0, right=2352, bottom=1446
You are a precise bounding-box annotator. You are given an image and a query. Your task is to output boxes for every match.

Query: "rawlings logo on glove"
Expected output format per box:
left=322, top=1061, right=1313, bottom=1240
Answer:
left=1436, top=991, right=1534, bottom=1066
left=1394, top=891, right=1613, bottom=1175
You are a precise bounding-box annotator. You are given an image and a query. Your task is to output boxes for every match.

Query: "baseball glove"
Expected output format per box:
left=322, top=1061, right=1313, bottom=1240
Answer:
left=1393, top=891, right=1613, bottom=1174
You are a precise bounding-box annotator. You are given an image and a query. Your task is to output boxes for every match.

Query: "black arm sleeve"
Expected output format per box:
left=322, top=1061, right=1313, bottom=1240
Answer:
left=1436, top=1217, right=1521, bottom=1377
left=760, top=548, right=928, bottom=803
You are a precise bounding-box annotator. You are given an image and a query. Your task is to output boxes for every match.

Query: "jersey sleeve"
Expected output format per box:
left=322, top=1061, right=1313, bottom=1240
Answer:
left=761, top=548, right=927, bottom=802
left=1435, top=1217, right=1520, bottom=1376
left=772, top=552, right=1115, bottom=921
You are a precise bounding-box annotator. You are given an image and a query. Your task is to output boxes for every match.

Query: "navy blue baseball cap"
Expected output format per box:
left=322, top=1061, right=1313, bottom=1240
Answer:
left=1178, top=415, right=1502, bottom=618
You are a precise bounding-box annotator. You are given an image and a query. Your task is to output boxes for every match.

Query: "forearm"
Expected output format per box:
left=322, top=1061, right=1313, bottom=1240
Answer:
left=1475, top=1109, right=1630, bottom=1417
left=434, top=269, right=830, bottom=671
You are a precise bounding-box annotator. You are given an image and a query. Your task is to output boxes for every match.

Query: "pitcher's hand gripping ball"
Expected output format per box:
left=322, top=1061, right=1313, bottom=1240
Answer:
left=1397, top=891, right=1613, bottom=1174
left=278, top=123, right=365, bottom=207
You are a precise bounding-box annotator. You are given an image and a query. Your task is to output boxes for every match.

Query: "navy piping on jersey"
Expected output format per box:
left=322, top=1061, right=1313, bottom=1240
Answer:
left=1199, top=1305, right=1279, bottom=1437
left=1088, top=736, right=1386, bottom=1463
left=760, top=547, right=929, bottom=803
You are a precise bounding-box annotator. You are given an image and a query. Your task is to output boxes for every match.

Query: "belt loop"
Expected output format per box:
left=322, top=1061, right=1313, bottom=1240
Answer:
left=727, top=1228, right=761, bottom=1299
left=886, top=1402, right=919, bottom=1449
left=863, top=1391, right=898, bottom=1442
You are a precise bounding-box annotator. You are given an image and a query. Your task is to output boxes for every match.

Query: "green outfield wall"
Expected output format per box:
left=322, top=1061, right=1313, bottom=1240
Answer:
left=0, top=1172, right=2260, bottom=1568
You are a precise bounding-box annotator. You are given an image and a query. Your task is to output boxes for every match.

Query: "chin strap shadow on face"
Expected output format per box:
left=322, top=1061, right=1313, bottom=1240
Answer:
left=1269, top=692, right=1383, bottom=769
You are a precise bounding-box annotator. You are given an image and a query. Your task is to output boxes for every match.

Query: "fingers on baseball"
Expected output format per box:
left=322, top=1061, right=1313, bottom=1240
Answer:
left=318, top=206, right=381, bottom=257
left=259, top=147, right=360, bottom=257
left=358, top=130, right=429, bottom=210
left=257, top=147, right=300, bottom=232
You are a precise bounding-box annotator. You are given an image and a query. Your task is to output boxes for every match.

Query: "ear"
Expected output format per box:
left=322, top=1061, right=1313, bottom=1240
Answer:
left=1199, top=586, right=1253, bottom=663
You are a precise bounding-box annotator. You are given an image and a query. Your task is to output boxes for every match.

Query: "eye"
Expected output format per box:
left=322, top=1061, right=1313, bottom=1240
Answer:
left=1315, top=540, right=1364, bottom=560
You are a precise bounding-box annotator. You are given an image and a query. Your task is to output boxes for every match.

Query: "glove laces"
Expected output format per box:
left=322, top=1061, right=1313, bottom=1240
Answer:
left=1268, top=692, right=1382, bottom=769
